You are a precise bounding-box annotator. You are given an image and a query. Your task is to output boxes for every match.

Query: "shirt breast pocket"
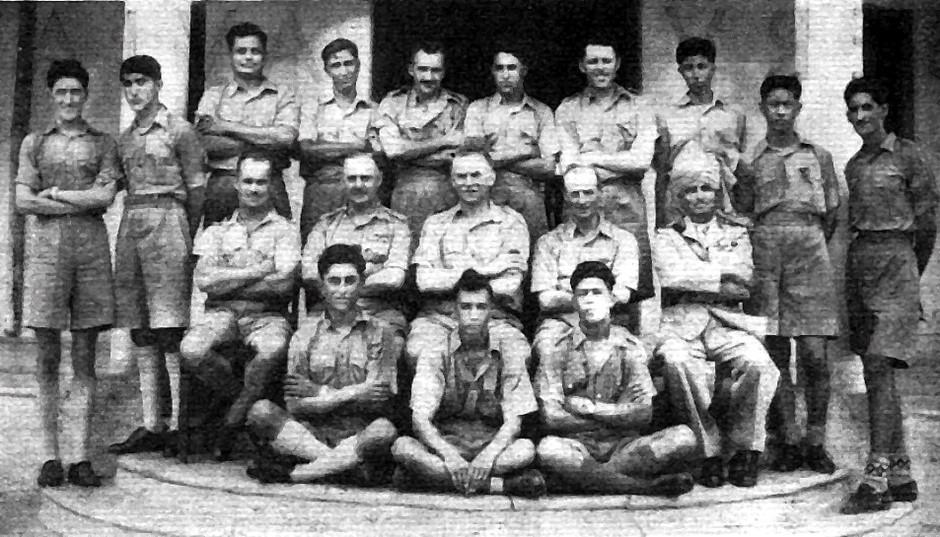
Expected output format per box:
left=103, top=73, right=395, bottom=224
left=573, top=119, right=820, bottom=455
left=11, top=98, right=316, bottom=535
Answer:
left=871, top=164, right=905, bottom=193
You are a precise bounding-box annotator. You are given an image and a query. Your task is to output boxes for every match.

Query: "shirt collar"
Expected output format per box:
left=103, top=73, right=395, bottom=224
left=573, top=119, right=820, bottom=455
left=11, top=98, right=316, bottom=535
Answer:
left=228, top=208, right=279, bottom=229
left=407, top=87, right=460, bottom=108
left=224, top=77, right=278, bottom=97
left=319, top=91, right=371, bottom=109
left=560, top=216, right=616, bottom=241
left=44, top=118, right=93, bottom=136
left=343, top=203, right=388, bottom=226
left=489, top=92, right=537, bottom=112
left=880, top=133, right=898, bottom=153
left=580, top=83, right=632, bottom=107
left=314, top=307, right=371, bottom=332
left=451, top=201, right=505, bottom=224
left=675, top=92, right=725, bottom=108
left=567, top=323, right=633, bottom=354
left=132, top=104, right=170, bottom=133
left=752, top=134, right=813, bottom=159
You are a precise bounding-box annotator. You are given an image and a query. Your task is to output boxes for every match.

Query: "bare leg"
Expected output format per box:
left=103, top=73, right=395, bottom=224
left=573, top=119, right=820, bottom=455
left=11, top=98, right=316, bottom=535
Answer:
left=607, top=425, right=699, bottom=477
left=291, top=419, right=398, bottom=483
left=35, top=329, right=62, bottom=462
left=391, top=436, right=457, bottom=491
left=246, top=400, right=329, bottom=462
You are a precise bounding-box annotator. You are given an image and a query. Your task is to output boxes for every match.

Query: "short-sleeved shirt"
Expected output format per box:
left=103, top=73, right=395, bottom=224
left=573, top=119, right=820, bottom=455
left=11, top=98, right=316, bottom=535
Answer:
left=464, top=93, right=559, bottom=160
left=555, top=84, right=655, bottom=180
left=656, top=94, right=746, bottom=168
left=16, top=120, right=122, bottom=200
left=375, top=87, right=467, bottom=165
left=411, top=321, right=537, bottom=426
left=193, top=209, right=301, bottom=306
left=298, top=93, right=378, bottom=177
left=749, top=138, right=840, bottom=218
left=531, top=217, right=639, bottom=297
left=117, top=105, right=205, bottom=201
left=196, top=77, right=300, bottom=171
left=845, top=133, right=939, bottom=232
left=413, top=202, right=529, bottom=309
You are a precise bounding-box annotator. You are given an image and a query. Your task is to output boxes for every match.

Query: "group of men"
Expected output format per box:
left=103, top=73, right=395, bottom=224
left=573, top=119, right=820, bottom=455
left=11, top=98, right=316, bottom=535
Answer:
left=17, top=21, right=935, bottom=515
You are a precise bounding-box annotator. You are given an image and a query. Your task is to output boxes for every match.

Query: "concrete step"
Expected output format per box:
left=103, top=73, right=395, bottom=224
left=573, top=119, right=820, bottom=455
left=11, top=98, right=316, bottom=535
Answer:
left=37, top=454, right=916, bottom=537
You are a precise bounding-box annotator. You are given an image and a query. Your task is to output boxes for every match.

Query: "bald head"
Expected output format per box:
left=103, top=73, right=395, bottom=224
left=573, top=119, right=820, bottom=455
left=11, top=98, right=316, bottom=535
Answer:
left=563, top=167, right=601, bottom=218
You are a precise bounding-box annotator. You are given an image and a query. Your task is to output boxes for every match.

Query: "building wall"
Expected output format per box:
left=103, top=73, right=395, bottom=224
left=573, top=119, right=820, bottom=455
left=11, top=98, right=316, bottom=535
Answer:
left=0, top=2, right=24, bottom=331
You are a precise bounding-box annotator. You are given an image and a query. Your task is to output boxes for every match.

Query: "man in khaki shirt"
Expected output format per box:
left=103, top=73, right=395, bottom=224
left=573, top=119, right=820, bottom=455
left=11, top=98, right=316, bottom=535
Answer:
left=195, top=22, right=299, bottom=224
left=375, top=41, right=468, bottom=242
left=465, top=48, right=558, bottom=240
left=298, top=38, right=379, bottom=242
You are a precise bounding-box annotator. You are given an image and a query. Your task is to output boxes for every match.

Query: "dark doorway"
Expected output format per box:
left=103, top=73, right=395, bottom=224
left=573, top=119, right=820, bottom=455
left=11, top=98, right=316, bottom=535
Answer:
left=863, top=5, right=914, bottom=139
left=371, top=0, right=642, bottom=108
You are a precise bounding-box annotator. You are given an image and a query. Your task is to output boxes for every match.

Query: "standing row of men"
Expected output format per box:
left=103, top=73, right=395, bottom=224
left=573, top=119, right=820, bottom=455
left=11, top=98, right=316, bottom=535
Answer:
left=17, top=22, right=935, bottom=515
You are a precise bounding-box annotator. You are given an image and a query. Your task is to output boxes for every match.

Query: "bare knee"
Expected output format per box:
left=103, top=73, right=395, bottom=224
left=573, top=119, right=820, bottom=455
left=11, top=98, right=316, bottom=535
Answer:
left=391, top=436, right=425, bottom=463
left=367, top=418, right=398, bottom=443
left=179, top=330, right=212, bottom=366
left=511, top=438, right=536, bottom=466
left=537, top=436, right=577, bottom=470
left=246, top=399, right=288, bottom=440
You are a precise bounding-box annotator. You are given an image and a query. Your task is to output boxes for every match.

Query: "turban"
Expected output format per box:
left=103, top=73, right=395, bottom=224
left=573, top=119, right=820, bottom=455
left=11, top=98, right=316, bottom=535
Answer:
left=669, top=141, right=723, bottom=198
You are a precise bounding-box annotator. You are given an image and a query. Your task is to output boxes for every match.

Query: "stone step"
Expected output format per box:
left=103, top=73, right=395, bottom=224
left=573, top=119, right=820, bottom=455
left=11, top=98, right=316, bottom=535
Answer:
left=38, top=454, right=915, bottom=537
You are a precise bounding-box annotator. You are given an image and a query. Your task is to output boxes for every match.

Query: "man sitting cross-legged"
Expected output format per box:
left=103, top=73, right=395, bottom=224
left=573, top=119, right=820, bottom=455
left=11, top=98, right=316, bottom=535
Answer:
left=245, top=244, right=399, bottom=484
left=391, top=270, right=545, bottom=498
left=535, top=261, right=697, bottom=497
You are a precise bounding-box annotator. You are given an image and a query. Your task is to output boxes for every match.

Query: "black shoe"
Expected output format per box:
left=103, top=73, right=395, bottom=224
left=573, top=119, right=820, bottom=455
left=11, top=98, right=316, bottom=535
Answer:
left=67, top=461, right=102, bottom=487
left=108, top=426, right=165, bottom=455
left=771, top=444, right=803, bottom=472
left=161, top=430, right=179, bottom=458
left=841, top=483, right=892, bottom=514
left=246, top=453, right=295, bottom=484
left=37, top=460, right=65, bottom=488
left=650, top=472, right=696, bottom=497
left=889, top=479, right=918, bottom=502
left=698, top=456, right=724, bottom=488
left=803, top=444, right=836, bottom=474
left=212, top=425, right=241, bottom=462
left=504, top=469, right=547, bottom=499
left=727, top=450, right=760, bottom=488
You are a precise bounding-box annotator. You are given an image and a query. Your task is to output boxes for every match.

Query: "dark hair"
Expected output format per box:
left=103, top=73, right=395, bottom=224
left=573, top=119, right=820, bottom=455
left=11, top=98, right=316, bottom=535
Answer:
left=570, top=261, right=615, bottom=291
left=226, top=22, right=267, bottom=52
left=844, top=77, right=890, bottom=106
left=676, top=37, right=716, bottom=64
left=455, top=269, right=493, bottom=299
left=47, top=59, right=89, bottom=90
left=451, top=149, right=495, bottom=173
left=120, top=55, right=161, bottom=82
left=236, top=149, right=276, bottom=175
left=581, top=37, right=619, bottom=59
left=317, top=243, right=366, bottom=278
left=410, top=40, right=447, bottom=66
left=759, top=75, right=802, bottom=101
left=321, top=38, right=359, bottom=64
left=491, top=44, right=528, bottom=69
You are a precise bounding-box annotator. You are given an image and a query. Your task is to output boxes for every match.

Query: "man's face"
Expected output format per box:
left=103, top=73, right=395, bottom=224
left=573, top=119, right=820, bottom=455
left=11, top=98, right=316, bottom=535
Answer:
left=236, top=158, right=272, bottom=209
left=492, top=52, right=526, bottom=95
left=230, top=35, right=266, bottom=78
left=325, top=49, right=360, bottom=92
left=121, top=73, right=161, bottom=113
left=760, top=88, right=801, bottom=132
left=457, top=288, right=491, bottom=340
left=574, top=277, right=613, bottom=325
left=343, top=157, right=381, bottom=205
left=846, top=92, right=888, bottom=138
left=50, top=77, right=87, bottom=123
left=563, top=171, right=601, bottom=219
left=451, top=154, right=495, bottom=205
left=678, top=54, right=716, bottom=95
left=408, top=50, right=445, bottom=98
left=580, top=45, right=619, bottom=90
left=678, top=183, right=718, bottom=220
left=321, top=263, right=362, bottom=313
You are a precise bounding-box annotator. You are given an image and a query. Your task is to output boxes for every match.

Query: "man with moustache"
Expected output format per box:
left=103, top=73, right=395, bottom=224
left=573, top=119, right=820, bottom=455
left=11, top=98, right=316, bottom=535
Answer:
left=246, top=244, right=399, bottom=485
left=179, top=151, right=300, bottom=461
left=196, top=22, right=299, bottom=224
left=392, top=270, right=545, bottom=498
left=302, top=154, right=411, bottom=358
left=375, top=41, right=468, bottom=241
left=298, top=38, right=379, bottom=243
left=746, top=75, right=841, bottom=476
left=555, top=38, right=658, bottom=328
left=653, top=145, right=778, bottom=489
left=108, top=55, right=206, bottom=458
left=535, top=261, right=697, bottom=497
left=407, top=152, right=529, bottom=372
left=17, top=59, right=121, bottom=487
left=464, top=47, right=558, bottom=241
left=841, top=77, right=938, bottom=514
left=531, top=166, right=640, bottom=360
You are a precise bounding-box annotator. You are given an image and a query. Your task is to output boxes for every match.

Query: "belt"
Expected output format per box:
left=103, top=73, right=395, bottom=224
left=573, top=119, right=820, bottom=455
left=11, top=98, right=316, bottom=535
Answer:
left=756, top=211, right=822, bottom=226
left=125, top=193, right=182, bottom=207
left=674, top=294, right=743, bottom=309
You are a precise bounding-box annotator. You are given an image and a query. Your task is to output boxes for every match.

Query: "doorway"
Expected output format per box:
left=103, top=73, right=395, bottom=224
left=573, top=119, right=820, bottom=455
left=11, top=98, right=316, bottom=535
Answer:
left=863, top=5, right=914, bottom=139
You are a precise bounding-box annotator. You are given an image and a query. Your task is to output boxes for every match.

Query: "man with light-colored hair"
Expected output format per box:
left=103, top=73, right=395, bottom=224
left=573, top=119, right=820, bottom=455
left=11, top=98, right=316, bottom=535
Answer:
left=652, top=144, right=778, bottom=489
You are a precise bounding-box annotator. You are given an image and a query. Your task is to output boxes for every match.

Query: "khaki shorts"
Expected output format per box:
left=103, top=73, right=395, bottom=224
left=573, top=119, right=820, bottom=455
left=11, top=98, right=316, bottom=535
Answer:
left=114, top=199, right=193, bottom=330
left=23, top=214, right=113, bottom=330
left=184, top=307, right=292, bottom=357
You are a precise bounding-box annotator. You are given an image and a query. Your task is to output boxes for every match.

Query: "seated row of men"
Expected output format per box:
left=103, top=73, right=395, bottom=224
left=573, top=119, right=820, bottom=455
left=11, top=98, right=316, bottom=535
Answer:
left=103, top=146, right=778, bottom=499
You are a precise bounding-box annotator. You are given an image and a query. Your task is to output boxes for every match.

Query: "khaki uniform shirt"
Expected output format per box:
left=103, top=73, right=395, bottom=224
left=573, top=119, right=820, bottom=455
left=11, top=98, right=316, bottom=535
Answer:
left=298, top=93, right=378, bottom=177
left=749, top=138, right=840, bottom=218
left=464, top=93, right=559, bottom=159
left=375, top=87, right=467, bottom=168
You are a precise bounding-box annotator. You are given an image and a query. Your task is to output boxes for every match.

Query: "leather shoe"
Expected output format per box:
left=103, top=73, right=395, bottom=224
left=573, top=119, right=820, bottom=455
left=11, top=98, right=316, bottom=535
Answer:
left=841, top=483, right=892, bottom=514
left=698, top=456, right=724, bottom=488
left=67, top=461, right=102, bottom=487
left=37, top=460, right=65, bottom=488
left=246, top=452, right=295, bottom=484
left=504, top=469, right=547, bottom=499
left=109, top=426, right=165, bottom=455
left=728, top=450, right=760, bottom=487
left=650, top=472, right=696, bottom=496
left=889, top=479, right=918, bottom=502
left=212, top=425, right=241, bottom=462
left=803, top=444, right=836, bottom=474
left=771, top=443, right=803, bottom=472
